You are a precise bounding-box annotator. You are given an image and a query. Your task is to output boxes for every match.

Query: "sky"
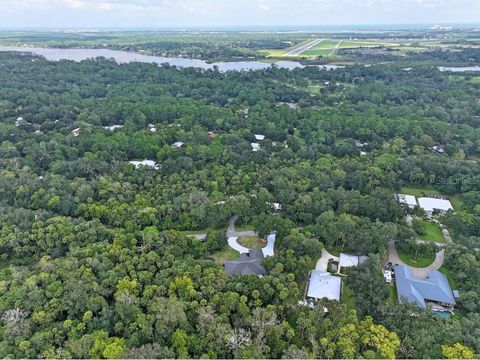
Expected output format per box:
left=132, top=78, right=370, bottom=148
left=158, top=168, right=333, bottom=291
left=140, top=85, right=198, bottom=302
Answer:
left=0, top=0, right=480, bottom=29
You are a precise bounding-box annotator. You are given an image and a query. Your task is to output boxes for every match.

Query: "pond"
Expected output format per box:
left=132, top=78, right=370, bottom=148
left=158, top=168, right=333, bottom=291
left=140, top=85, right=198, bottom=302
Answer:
left=0, top=46, right=341, bottom=72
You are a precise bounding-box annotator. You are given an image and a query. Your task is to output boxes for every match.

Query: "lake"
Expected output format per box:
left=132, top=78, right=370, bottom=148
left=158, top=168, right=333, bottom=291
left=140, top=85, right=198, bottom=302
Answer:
left=0, top=46, right=341, bottom=72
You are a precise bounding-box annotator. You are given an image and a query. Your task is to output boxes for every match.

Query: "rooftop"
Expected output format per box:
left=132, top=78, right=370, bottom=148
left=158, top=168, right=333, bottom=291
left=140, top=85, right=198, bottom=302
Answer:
left=307, top=270, right=341, bottom=301
left=224, top=249, right=266, bottom=276
left=129, top=159, right=159, bottom=170
left=397, top=194, right=418, bottom=207
left=339, top=253, right=368, bottom=268
left=417, top=197, right=453, bottom=212
left=394, top=264, right=456, bottom=308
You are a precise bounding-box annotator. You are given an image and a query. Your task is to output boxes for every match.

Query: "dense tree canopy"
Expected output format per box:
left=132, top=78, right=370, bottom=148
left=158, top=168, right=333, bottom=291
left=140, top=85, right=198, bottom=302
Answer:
left=0, top=49, right=479, bottom=358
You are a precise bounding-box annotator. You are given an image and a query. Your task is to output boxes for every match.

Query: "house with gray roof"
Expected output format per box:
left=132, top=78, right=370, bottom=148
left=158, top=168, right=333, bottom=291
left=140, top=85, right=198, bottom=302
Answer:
left=224, top=249, right=266, bottom=276
left=394, top=264, right=456, bottom=309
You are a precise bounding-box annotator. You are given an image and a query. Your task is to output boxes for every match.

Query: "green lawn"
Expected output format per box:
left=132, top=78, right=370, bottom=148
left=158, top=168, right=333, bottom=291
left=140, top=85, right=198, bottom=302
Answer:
left=388, top=286, right=398, bottom=302
left=237, top=236, right=266, bottom=249
left=211, top=248, right=240, bottom=265
left=398, top=250, right=435, bottom=268
left=415, top=220, right=445, bottom=243
left=400, top=187, right=440, bottom=198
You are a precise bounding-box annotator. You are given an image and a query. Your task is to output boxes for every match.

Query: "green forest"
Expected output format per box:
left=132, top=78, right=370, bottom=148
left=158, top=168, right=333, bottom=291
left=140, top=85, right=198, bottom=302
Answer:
left=0, top=47, right=480, bottom=358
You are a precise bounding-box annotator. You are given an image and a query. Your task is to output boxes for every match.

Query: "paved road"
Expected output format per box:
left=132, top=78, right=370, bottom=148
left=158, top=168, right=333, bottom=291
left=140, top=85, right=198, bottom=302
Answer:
left=315, top=248, right=339, bottom=272
left=285, top=38, right=324, bottom=56
left=226, top=216, right=257, bottom=237
left=227, top=236, right=249, bottom=254
left=388, top=241, right=445, bottom=279
left=329, top=40, right=343, bottom=56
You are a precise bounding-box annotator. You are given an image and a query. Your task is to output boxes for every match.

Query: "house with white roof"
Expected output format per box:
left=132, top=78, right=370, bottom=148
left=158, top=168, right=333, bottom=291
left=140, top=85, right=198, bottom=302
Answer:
left=251, top=143, right=260, bottom=152
left=338, top=253, right=368, bottom=274
left=254, top=134, right=265, bottom=141
left=72, top=128, right=81, bottom=137
left=307, top=270, right=342, bottom=301
left=417, top=197, right=453, bottom=215
left=397, top=194, right=418, bottom=209
left=172, top=141, right=184, bottom=149
left=129, top=159, right=159, bottom=170
left=104, top=125, right=123, bottom=131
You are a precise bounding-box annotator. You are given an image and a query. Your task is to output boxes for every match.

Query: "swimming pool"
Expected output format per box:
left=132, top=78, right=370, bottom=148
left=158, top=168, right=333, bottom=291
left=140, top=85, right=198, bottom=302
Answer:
left=435, top=310, right=452, bottom=319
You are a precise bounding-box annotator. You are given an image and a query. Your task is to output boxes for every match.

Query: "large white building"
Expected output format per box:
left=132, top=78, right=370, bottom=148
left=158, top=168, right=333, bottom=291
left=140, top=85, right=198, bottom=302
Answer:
left=307, top=270, right=341, bottom=301
left=417, top=197, right=453, bottom=215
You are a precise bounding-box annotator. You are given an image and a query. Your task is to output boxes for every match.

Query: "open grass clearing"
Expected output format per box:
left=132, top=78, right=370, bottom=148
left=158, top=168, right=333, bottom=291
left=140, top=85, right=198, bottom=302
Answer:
left=397, top=250, right=435, bottom=268
left=237, top=236, right=266, bottom=249
left=211, top=247, right=239, bottom=265
left=415, top=220, right=445, bottom=243
left=400, top=186, right=440, bottom=198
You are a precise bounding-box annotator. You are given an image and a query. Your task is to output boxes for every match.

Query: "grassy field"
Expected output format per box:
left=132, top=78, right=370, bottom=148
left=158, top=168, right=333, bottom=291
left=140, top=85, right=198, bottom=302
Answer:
left=211, top=248, right=240, bottom=264
left=415, top=220, right=445, bottom=243
left=237, top=236, right=266, bottom=249
left=398, top=250, right=435, bottom=268
left=400, top=187, right=440, bottom=197
left=388, top=286, right=398, bottom=302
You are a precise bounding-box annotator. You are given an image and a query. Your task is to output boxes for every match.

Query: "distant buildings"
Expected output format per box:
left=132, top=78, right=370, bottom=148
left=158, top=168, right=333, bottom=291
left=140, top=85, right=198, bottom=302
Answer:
left=431, top=145, right=445, bottom=155
left=254, top=134, right=265, bottom=141
left=395, top=193, right=453, bottom=215
left=224, top=249, right=266, bottom=276
left=129, top=159, right=159, bottom=170
left=72, top=128, right=81, bottom=137
left=171, top=141, right=184, bottom=149
left=251, top=143, right=261, bottom=152
left=306, top=270, right=342, bottom=301
left=394, top=264, right=457, bottom=310
left=104, top=125, right=123, bottom=131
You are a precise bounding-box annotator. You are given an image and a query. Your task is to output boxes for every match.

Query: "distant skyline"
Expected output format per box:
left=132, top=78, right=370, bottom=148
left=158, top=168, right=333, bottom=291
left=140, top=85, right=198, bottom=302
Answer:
left=0, top=0, right=479, bottom=29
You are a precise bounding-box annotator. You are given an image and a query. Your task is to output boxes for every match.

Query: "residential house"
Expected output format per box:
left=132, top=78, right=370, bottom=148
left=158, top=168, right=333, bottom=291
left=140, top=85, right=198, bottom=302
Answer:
left=394, top=264, right=457, bottom=309
left=172, top=141, right=184, bottom=149
left=338, top=253, right=368, bottom=273
left=224, top=249, right=266, bottom=276
left=129, top=159, right=159, bottom=170
left=306, top=270, right=342, bottom=301
left=397, top=194, right=418, bottom=209
left=417, top=197, right=453, bottom=215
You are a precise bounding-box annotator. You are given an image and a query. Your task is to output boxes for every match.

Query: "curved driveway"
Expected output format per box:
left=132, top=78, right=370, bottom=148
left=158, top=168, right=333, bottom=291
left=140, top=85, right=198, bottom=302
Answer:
left=315, top=248, right=339, bottom=272
left=388, top=241, right=445, bottom=279
left=226, top=216, right=276, bottom=257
